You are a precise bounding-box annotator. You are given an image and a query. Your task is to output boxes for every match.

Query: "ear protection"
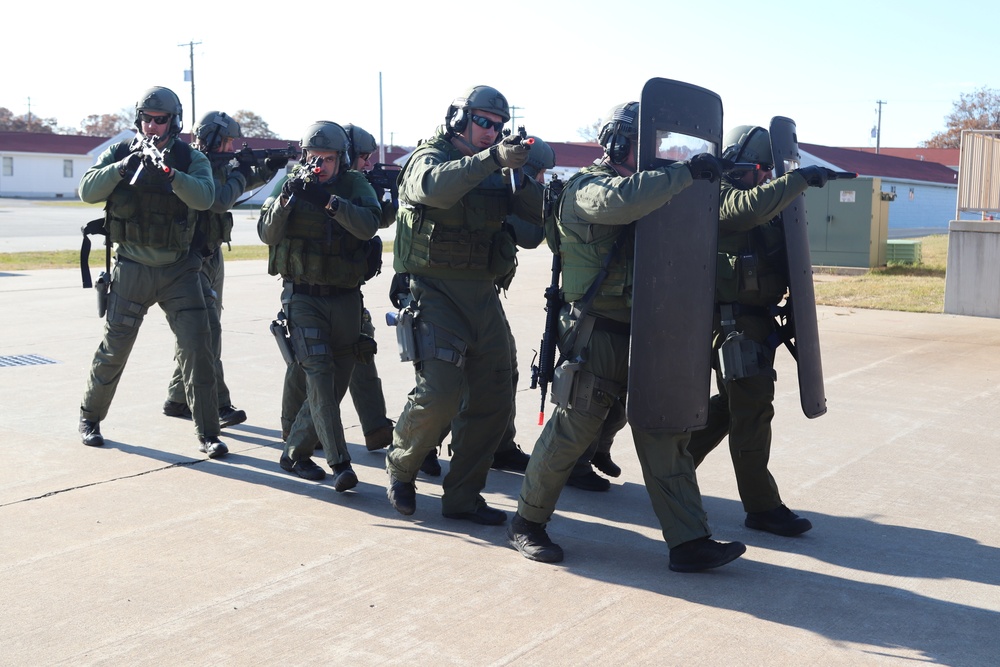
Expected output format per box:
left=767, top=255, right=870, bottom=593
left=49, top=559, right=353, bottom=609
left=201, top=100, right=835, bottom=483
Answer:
left=608, top=133, right=630, bottom=165
left=446, top=97, right=470, bottom=135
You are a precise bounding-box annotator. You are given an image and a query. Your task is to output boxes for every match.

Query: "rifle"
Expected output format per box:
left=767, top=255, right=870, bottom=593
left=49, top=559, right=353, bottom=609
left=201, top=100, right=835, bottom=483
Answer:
left=209, top=142, right=300, bottom=167
left=502, top=125, right=534, bottom=193
left=130, top=135, right=171, bottom=185
left=364, top=162, right=401, bottom=207
left=529, top=174, right=565, bottom=424
left=285, top=156, right=324, bottom=207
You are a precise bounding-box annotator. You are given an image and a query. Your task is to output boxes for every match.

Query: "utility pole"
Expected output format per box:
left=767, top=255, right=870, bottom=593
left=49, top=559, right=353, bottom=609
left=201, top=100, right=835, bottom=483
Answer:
left=874, top=100, right=887, bottom=154
left=378, top=72, right=385, bottom=164
left=509, top=105, right=525, bottom=131
left=26, top=97, right=32, bottom=126
left=179, top=40, right=201, bottom=131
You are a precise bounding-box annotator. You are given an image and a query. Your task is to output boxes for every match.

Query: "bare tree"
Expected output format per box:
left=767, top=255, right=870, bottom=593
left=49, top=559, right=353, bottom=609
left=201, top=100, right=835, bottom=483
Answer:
left=922, top=87, right=1000, bottom=149
left=76, top=110, right=133, bottom=136
left=577, top=117, right=603, bottom=143
left=231, top=110, right=277, bottom=139
left=0, top=106, right=58, bottom=133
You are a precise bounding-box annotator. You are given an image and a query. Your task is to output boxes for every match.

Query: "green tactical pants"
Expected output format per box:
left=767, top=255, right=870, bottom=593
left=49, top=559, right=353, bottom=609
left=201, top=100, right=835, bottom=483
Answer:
left=81, top=252, right=219, bottom=439
left=280, top=301, right=391, bottom=439
left=283, top=289, right=361, bottom=468
left=387, top=275, right=513, bottom=515
left=348, top=302, right=392, bottom=434
left=686, top=311, right=782, bottom=514
left=166, top=247, right=231, bottom=407
left=518, top=318, right=710, bottom=549
left=570, top=396, right=627, bottom=477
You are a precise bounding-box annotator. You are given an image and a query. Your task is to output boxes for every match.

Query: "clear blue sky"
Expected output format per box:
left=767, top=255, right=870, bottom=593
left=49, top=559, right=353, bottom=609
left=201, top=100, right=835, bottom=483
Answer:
left=3, top=0, right=991, bottom=149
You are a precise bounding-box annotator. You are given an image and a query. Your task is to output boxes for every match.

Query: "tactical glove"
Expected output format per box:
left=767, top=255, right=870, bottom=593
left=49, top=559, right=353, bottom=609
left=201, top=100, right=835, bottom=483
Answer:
left=235, top=159, right=254, bottom=180
left=685, top=153, right=723, bottom=182
left=292, top=179, right=332, bottom=208
left=280, top=177, right=296, bottom=200
left=265, top=156, right=290, bottom=171
left=117, top=152, right=142, bottom=180
left=796, top=165, right=836, bottom=188
left=491, top=136, right=530, bottom=170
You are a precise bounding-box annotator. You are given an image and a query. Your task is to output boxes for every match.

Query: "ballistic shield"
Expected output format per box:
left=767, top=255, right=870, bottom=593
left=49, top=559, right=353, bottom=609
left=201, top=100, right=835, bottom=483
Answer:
left=769, top=116, right=826, bottom=418
left=627, top=77, right=722, bottom=431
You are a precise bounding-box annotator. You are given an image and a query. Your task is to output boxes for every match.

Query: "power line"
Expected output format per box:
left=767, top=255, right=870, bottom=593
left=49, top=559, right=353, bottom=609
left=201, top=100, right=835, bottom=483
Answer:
left=178, top=41, right=201, bottom=131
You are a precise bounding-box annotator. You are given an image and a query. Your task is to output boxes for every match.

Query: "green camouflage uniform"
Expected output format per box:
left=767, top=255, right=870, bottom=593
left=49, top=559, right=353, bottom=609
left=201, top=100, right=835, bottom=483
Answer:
left=387, top=126, right=543, bottom=515
left=518, top=161, right=713, bottom=549
left=79, top=136, right=218, bottom=439
left=686, top=171, right=811, bottom=513
left=259, top=168, right=380, bottom=468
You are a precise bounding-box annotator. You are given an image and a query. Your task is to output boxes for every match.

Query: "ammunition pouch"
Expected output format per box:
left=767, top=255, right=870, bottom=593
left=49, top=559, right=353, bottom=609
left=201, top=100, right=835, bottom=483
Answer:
left=551, top=357, right=620, bottom=420
left=717, top=303, right=777, bottom=383
left=290, top=325, right=330, bottom=360
left=386, top=305, right=467, bottom=367
left=346, top=333, right=378, bottom=364
left=364, top=236, right=383, bottom=282
left=489, top=228, right=518, bottom=286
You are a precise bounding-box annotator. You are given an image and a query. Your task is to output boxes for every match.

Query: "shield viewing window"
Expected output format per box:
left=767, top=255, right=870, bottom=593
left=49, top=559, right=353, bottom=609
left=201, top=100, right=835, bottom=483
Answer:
left=655, top=130, right=716, bottom=161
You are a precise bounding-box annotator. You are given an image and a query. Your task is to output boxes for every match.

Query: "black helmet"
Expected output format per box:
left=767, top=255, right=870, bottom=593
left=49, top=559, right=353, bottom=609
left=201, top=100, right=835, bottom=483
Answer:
left=343, top=123, right=377, bottom=166
left=192, top=110, right=241, bottom=152
left=721, top=125, right=773, bottom=167
left=597, top=101, right=639, bottom=164
left=445, top=85, right=510, bottom=138
left=134, top=86, right=183, bottom=136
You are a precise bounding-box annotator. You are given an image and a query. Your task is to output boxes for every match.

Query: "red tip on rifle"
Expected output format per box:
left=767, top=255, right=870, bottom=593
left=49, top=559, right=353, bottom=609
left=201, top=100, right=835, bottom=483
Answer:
left=524, top=137, right=535, bottom=145
left=538, top=411, right=545, bottom=425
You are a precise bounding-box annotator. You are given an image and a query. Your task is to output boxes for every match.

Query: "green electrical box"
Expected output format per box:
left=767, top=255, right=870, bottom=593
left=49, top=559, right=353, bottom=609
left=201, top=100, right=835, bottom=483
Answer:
left=804, top=176, right=890, bottom=268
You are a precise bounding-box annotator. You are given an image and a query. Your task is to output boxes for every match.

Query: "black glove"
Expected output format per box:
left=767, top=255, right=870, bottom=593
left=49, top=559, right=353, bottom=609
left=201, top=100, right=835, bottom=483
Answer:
left=492, top=136, right=530, bottom=169
left=280, top=177, right=296, bottom=200
left=292, top=179, right=332, bottom=208
left=685, top=153, right=722, bottom=182
left=235, top=159, right=254, bottom=180
left=796, top=165, right=836, bottom=188
left=117, top=152, right=142, bottom=180
left=265, top=156, right=290, bottom=171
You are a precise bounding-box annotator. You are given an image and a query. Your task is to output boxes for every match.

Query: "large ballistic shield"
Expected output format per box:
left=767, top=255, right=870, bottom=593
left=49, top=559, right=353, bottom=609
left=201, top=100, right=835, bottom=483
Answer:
left=627, top=78, right=722, bottom=431
left=769, top=116, right=827, bottom=418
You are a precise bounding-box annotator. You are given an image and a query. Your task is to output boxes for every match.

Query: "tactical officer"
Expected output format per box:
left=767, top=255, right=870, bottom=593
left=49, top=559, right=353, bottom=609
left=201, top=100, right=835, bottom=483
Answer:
left=685, top=125, right=836, bottom=536
left=162, top=110, right=287, bottom=428
left=259, top=121, right=381, bottom=492
left=507, top=101, right=746, bottom=572
left=385, top=85, right=543, bottom=524
left=78, top=86, right=224, bottom=457
left=276, top=123, right=395, bottom=452
left=422, top=136, right=556, bottom=478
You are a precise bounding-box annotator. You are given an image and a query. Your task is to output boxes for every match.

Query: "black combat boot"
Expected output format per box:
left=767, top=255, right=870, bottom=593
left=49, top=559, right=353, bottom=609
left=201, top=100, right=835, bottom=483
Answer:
left=79, top=418, right=105, bottom=447
left=387, top=473, right=417, bottom=516
left=668, top=537, right=746, bottom=572
left=332, top=462, right=359, bottom=493
left=591, top=451, right=621, bottom=478
left=420, top=449, right=442, bottom=477
left=507, top=513, right=564, bottom=563
left=162, top=400, right=192, bottom=419
left=491, top=444, right=530, bottom=472
left=198, top=436, right=229, bottom=459
left=745, top=504, right=813, bottom=536
left=566, top=469, right=611, bottom=492
left=219, top=405, right=247, bottom=428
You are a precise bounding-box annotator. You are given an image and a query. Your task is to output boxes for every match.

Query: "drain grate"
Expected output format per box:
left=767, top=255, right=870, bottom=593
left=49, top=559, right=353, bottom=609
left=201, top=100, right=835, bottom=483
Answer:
left=0, top=354, right=59, bottom=368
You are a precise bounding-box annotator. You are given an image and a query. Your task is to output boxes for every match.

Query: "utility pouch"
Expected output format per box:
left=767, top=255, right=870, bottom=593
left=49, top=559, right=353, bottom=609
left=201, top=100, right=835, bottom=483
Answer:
left=551, top=358, right=583, bottom=409
left=270, top=311, right=296, bottom=366
left=738, top=252, right=759, bottom=292
left=353, top=333, right=378, bottom=364
left=719, top=331, right=763, bottom=383
left=95, top=271, right=110, bottom=318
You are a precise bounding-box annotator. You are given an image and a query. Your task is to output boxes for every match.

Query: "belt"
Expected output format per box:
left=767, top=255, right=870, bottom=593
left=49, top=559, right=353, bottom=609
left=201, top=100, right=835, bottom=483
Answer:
left=592, top=317, right=631, bottom=336
left=290, top=282, right=358, bottom=297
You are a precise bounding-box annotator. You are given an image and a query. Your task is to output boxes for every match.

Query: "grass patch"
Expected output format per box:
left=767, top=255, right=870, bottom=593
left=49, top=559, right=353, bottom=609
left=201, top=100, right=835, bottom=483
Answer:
left=0, top=240, right=395, bottom=271
left=814, top=235, right=947, bottom=313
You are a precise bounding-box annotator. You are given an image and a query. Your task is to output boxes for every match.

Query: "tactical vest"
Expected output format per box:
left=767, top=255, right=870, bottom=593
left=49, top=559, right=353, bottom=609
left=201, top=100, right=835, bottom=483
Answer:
left=268, top=177, right=369, bottom=288
left=106, top=140, right=198, bottom=251
left=716, top=182, right=789, bottom=306
left=196, top=162, right=235, bottom=250
left=556, top=167, right=634, bottom=305
left=396, top=135, right=512, bottom=281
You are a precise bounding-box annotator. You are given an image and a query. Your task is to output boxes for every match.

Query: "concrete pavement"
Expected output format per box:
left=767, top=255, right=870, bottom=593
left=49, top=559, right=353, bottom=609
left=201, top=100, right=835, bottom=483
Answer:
left=1, top=243, right=998, bottom=665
